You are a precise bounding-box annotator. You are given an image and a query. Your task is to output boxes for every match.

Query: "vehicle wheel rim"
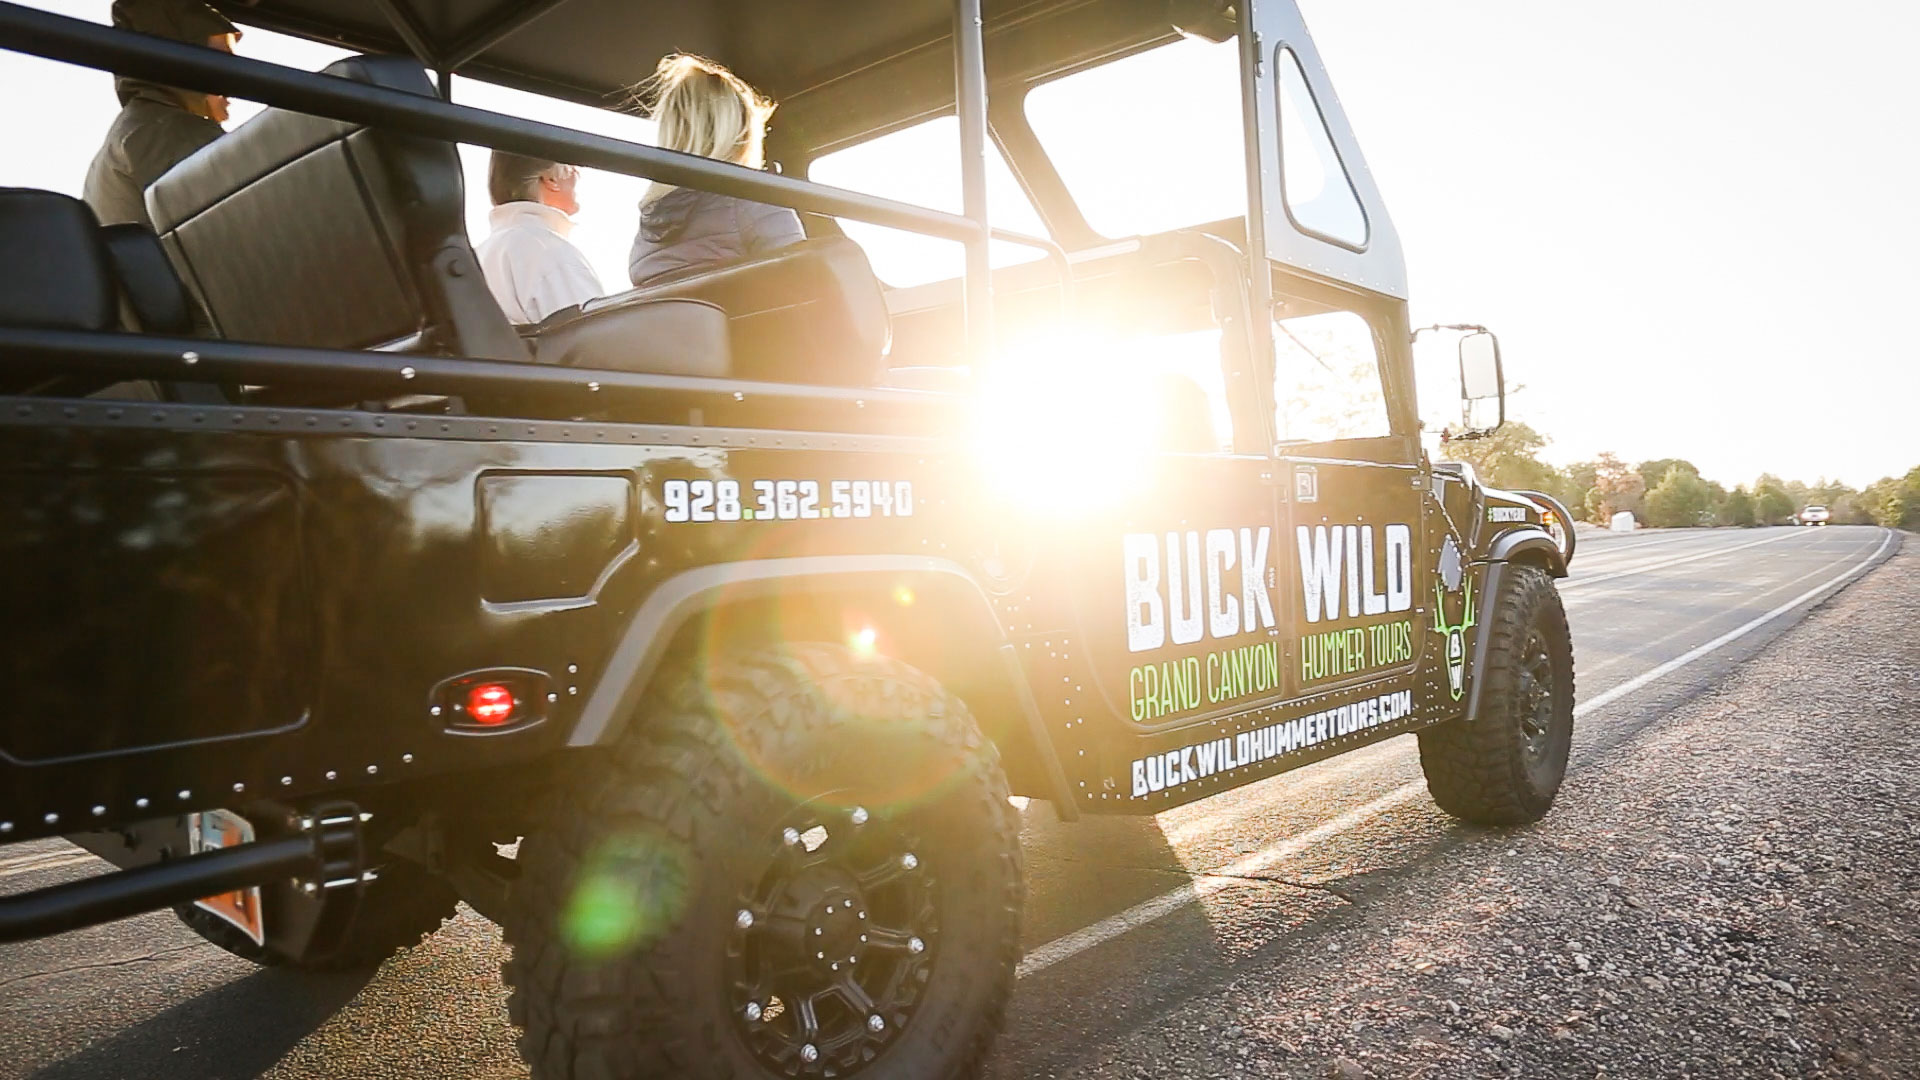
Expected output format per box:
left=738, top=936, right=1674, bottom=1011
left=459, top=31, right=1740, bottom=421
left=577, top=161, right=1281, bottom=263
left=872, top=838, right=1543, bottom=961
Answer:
left=727, top=803, right=937, bottom=1075
left=1516, top=630, right=1555, bottom=757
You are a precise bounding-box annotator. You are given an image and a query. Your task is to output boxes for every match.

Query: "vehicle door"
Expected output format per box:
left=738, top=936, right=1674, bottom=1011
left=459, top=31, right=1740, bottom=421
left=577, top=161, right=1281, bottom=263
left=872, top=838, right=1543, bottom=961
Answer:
left=1049, top=329, right=1289, bottom=741
left=1244, top=0, right=1436, bottom=706
left=1270, top=302, right=1430, bottom=703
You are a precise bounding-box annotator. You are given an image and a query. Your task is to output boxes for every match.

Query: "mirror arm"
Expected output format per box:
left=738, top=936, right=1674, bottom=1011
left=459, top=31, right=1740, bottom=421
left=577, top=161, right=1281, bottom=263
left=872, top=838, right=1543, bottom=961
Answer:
left=1411, top=322, right=1487, bottom=343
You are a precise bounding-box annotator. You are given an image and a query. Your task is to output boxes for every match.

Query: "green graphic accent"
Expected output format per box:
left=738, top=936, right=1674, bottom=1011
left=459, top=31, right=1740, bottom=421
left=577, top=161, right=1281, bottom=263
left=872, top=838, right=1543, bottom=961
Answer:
left=743, top=509, right=755, bottom=520
left=1432, top=577, right=1476, bottom=702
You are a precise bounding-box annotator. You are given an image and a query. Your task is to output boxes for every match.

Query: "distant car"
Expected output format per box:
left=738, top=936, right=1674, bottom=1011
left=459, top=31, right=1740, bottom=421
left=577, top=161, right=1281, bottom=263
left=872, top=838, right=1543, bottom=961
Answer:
left=1799, top=505, right=1831, bottom=526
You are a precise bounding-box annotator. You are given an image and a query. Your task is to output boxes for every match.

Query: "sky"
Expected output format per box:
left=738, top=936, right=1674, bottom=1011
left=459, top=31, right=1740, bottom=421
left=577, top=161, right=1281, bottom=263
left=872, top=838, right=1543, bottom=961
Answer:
left=1293, top=0, right=1919, bottom=488
left=1, top=0, right=1913, bottom=488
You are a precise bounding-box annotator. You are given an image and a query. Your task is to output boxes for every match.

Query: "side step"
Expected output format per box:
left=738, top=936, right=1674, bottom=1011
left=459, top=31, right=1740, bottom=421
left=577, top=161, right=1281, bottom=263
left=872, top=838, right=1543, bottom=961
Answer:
left=0, top=806, right=364, bottom=944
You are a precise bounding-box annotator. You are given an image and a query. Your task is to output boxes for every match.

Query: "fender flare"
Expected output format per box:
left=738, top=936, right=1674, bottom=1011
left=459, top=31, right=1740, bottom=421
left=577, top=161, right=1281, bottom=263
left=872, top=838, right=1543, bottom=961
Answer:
left=565, top=555, right=1079, bottom=820
left=1486, top=527, right=1566, bottom=578
left=1461, top=529, right=1566, bottom=726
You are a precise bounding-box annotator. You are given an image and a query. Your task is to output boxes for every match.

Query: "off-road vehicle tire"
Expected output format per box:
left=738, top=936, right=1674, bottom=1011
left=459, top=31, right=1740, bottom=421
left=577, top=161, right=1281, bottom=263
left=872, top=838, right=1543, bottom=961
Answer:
left=1417, top=564, right=1574, bottom=826
left=173, top=858, right=459, bottom=970
left=504, top=642, right=1024, bottom=1080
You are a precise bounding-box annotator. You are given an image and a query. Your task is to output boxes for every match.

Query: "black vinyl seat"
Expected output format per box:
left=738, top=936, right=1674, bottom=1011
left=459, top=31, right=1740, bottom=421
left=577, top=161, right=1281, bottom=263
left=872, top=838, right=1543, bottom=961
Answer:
left=146, top=54, right=891, bottom=389
left=539, top=236, right=891, bottom=386
left=0, top=187, right=216, bottom=398
left=0, top=188, right=119, bottom=334
left=147, top=55, right=529, bottom=366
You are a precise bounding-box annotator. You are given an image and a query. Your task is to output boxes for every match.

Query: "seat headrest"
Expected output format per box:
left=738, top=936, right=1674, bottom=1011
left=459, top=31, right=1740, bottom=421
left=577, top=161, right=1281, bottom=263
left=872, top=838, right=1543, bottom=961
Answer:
left=100, top=223, right=196, bottom=334
left=0, top=189, right=116, bottom=331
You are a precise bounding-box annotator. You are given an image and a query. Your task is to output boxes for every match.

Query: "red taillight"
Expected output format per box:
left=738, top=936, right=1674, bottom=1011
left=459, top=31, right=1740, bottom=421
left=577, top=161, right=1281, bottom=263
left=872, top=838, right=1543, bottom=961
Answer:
left=466, top=683, right=515, bottom=726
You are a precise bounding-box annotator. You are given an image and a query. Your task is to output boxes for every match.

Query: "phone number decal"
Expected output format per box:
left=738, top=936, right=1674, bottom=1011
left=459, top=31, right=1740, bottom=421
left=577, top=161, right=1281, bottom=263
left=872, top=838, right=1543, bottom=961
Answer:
left=662, top=479, right=916, bottom=522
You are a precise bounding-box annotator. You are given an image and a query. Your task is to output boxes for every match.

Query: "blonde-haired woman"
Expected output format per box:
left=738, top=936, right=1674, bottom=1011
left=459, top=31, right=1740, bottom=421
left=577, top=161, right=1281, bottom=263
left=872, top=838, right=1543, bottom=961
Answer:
left=627, top=54, right=805, bottom=287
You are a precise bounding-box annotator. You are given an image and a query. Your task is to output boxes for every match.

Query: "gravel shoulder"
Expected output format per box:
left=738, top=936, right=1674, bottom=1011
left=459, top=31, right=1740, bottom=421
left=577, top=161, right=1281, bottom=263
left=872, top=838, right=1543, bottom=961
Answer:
left=1046, top=538, right=1918, bottom=1080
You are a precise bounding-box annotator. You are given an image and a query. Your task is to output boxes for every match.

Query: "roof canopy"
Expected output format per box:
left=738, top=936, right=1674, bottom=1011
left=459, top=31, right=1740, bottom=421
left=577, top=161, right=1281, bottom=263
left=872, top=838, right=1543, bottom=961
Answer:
left=229, top=0, right=1208, bottom=152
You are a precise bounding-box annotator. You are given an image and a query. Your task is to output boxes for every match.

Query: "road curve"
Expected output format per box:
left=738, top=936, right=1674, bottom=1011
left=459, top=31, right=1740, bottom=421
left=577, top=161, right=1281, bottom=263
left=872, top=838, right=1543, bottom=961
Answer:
left=0, top=525, right=1902, bottom=1080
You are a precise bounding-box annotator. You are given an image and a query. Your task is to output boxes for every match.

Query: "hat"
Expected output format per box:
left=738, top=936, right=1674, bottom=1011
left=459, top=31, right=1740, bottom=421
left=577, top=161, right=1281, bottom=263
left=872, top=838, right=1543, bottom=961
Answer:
left=111, top=0, right=238, bottom=44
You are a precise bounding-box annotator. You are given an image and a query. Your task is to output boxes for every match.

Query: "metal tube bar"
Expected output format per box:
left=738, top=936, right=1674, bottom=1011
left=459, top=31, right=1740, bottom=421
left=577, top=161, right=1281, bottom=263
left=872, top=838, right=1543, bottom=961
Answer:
left=990, top=226, right=1072, bottom=311
left=0, top=328, right=938, bottom=409
left=442, top=0, right=575, bottom=71
left=366, top=0, right=442, bottom=72
left=0, top=3, right=984, bottom=243
left=952, top=0, right=993, bottom=365
left=0, top=837, right=314, bottom=943
left=1234, top=2, right=1277, bottom=446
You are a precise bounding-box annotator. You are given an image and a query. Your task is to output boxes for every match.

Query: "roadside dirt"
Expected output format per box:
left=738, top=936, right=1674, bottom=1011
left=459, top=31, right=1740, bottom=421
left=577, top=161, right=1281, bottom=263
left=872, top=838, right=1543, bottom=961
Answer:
left=1073, top=540, right=1917, bottom=1080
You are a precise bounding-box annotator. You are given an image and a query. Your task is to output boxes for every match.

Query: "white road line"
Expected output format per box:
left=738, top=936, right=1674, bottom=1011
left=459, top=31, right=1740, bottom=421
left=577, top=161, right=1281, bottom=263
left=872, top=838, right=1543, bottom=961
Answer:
left=1015, top=528, right=1896, bottom=981
left=1560, top=529, right=1800, bottom=590
left=1573, top=532, right=1723, bottom=558
left=0, top=854, right=98, bottom=880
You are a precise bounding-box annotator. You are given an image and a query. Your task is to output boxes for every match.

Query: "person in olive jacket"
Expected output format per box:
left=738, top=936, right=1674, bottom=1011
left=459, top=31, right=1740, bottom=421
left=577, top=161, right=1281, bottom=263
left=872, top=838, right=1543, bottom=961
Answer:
left=82, top=0, right=241, bottom=228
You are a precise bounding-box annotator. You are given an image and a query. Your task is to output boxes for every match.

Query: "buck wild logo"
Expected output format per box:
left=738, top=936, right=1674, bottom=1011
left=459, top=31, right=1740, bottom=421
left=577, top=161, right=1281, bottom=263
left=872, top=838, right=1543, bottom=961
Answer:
left=1295, top=523, right=1415, bottom=623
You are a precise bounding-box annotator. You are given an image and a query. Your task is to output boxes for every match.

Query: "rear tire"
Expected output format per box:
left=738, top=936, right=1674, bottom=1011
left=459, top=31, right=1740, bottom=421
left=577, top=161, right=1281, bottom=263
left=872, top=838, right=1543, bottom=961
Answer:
left=504, top=643, right=1024, bottom=1080
left=1418, top=564, right=1575, bottom=826
left=174, top=858, right=459, bottom=970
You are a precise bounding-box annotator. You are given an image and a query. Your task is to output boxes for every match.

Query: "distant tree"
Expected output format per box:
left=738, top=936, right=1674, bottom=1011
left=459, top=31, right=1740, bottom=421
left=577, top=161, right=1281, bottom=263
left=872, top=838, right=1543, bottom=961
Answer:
left=1720, top=486, right=1757, bottom=527
left=1644, top=468, right=1712, bottom=528
left=1637, top=458, right=1700, bottom=492
left=1756, top=472, right=1810, bottom=512
left=1755, top=483, right=1795, bottom=525
left=1442, top=421, right=1561, bottom=494
left=1703, top=479, right=1729, bottom=520
left=1557, top=459, right=1601, bottom=522
left=1860, top=466, right=1920, bottom=529
left=1584, top=452, right=1645, bottom=524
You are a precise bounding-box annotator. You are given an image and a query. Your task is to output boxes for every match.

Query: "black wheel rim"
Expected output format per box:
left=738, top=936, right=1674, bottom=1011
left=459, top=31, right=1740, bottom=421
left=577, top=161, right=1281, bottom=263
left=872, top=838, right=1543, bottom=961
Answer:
left=727, top=801, right=938, bottom=1076
left=1516, top=629, right=1555, bottom=758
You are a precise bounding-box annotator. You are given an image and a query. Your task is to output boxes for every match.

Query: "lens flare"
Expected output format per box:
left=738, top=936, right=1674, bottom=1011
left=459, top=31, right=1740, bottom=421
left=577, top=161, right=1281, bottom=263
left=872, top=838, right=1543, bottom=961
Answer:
left=560, top=831, right=691, bottom=959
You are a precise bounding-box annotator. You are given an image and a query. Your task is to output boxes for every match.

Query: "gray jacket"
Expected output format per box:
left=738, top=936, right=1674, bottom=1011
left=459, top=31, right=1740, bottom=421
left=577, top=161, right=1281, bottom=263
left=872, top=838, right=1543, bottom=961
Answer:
left=627, top=187, right=805, bottom=288
left=82, top=79, right=224, bottom=228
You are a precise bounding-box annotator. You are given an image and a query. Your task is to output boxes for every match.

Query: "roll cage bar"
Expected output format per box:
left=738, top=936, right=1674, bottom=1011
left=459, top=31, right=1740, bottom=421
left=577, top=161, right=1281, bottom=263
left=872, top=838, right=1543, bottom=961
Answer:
left=0, top=0, right=1030, bottom=366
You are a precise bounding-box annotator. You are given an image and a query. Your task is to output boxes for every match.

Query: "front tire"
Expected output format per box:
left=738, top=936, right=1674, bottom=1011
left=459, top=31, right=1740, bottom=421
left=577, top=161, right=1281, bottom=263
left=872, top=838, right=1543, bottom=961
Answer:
left=505, top=643, right=1024, bottom=1080
left=1418, top=564, right=1575, bottom=826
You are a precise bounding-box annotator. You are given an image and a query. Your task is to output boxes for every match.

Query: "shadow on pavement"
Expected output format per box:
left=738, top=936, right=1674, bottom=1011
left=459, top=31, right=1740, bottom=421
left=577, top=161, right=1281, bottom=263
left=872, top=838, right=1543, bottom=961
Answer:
left=29, top=966, right=371, bottom=1080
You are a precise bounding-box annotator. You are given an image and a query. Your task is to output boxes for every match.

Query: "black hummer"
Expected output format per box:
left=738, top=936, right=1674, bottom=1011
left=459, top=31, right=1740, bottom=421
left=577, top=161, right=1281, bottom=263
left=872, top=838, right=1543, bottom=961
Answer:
left=0, top=1, right=1575, bottom=1076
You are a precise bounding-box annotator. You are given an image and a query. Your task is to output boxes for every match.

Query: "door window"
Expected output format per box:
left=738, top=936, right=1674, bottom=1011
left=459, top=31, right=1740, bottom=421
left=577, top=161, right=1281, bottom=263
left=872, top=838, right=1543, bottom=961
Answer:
left=1272, top=310, right=1391, bottom=444
left=1275, top=47, right=1368, bottom=249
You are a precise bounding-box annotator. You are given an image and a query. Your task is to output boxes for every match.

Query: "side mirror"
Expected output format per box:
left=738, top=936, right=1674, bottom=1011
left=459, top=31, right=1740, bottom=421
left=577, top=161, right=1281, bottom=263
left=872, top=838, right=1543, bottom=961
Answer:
left=1458, top=330, right=1504, bottom=433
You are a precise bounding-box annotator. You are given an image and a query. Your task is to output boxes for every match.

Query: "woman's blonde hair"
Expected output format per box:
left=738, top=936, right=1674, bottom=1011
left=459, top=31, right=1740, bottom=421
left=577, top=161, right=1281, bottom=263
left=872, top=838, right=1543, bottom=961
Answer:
left=634, top=54, right=775, bottom=207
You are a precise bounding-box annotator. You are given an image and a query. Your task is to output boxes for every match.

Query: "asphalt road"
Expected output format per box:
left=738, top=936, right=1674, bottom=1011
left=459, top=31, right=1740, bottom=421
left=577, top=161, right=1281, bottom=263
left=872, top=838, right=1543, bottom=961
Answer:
left=0, top=524, right=1903, bottom=1080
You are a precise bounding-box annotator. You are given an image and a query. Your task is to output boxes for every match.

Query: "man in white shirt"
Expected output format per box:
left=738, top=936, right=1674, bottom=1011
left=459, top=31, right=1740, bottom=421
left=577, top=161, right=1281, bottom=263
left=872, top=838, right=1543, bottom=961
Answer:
left=475, top=152, right=603, bottom=324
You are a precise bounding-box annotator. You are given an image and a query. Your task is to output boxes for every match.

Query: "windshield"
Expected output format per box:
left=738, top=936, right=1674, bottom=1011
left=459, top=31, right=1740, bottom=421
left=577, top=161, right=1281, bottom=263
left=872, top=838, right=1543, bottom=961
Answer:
left=1025, top=37, right=1246, bottom=238
left=809, top=116, right=1047, bottom=288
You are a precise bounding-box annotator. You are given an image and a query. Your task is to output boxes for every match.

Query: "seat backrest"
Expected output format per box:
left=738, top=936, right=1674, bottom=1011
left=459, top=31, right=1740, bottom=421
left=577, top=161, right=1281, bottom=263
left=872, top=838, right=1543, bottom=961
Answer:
left=147, top=55, right=525, bottom=362
left=598, top=235, right=890, bottom=386
left=0, top=188, right=118, bottom=332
